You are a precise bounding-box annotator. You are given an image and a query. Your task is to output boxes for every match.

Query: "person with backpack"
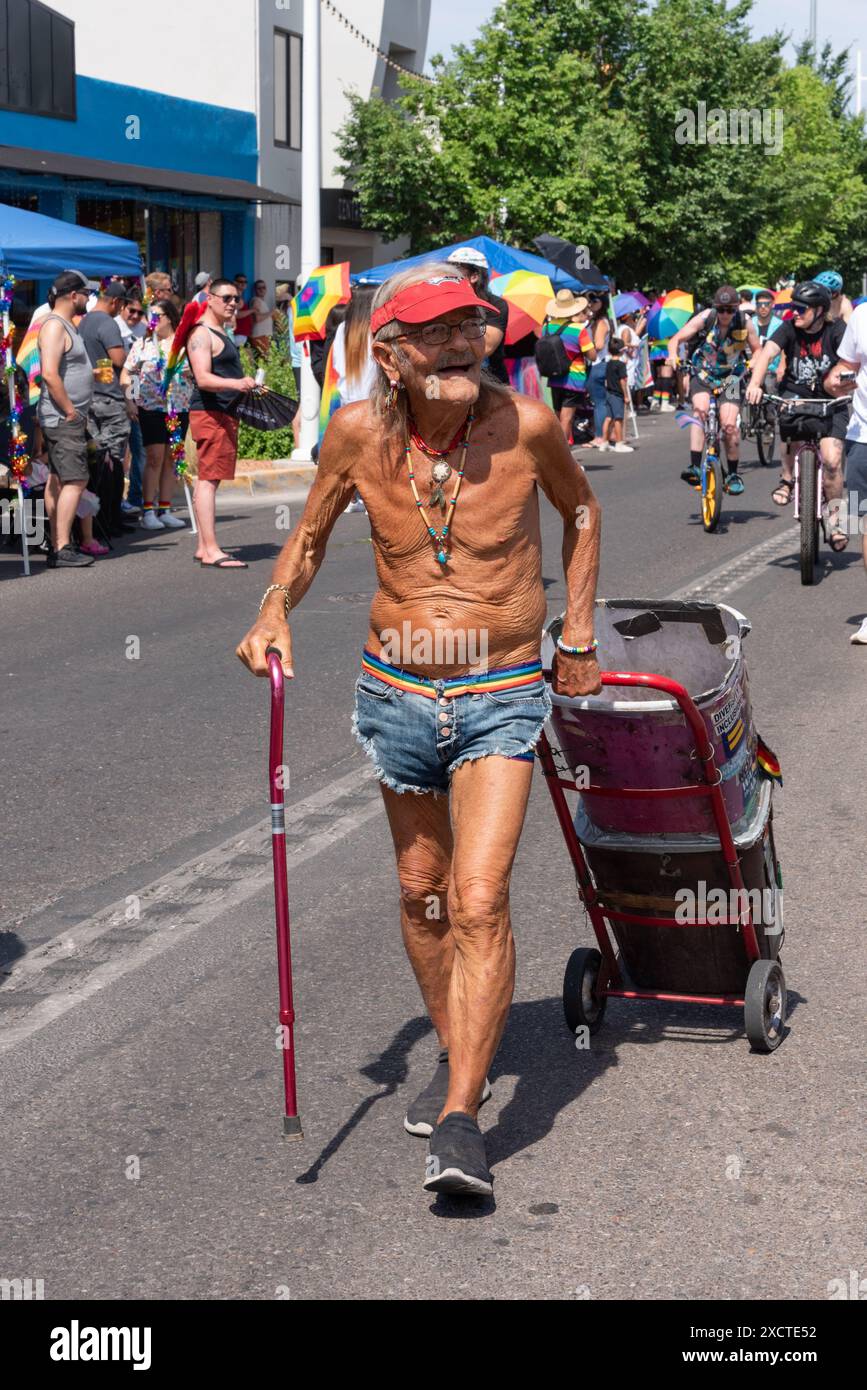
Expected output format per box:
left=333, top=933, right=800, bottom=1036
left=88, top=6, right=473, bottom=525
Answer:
left=535, top=289, right=595, bottom=444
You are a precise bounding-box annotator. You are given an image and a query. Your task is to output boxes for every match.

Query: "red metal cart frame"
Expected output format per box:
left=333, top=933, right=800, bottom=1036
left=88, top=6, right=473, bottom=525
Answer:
left=538, top=669, right=763, bottom=1011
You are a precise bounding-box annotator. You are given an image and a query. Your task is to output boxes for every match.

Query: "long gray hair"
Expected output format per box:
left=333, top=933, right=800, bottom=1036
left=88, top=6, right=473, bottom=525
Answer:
left=369, top=260, right=510, bottom=438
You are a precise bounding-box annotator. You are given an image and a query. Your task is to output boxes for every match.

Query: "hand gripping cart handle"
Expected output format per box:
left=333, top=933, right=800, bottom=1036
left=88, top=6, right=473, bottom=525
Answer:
left=266, top=647, right=302, bottom=1139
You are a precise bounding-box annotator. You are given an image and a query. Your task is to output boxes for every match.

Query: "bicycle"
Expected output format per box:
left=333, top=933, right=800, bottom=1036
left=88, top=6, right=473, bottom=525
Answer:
left=764, top=394, right=851, bottom=586
left=686, top=380, right=727, bottom=532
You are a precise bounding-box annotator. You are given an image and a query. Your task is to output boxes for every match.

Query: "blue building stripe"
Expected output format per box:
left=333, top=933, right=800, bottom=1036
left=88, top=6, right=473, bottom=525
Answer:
left=0, top=75, right=257, bottom=183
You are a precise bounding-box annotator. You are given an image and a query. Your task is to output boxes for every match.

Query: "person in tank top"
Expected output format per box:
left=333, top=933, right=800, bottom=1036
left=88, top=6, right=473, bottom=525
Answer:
left=186, top=278, right=257, bottom=568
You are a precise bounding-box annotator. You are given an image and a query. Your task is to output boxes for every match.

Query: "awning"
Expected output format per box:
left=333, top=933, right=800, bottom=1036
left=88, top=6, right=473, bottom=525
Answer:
left=0, top=146, right=297, bottom=206
left=0, top=200, right=142, bottom=277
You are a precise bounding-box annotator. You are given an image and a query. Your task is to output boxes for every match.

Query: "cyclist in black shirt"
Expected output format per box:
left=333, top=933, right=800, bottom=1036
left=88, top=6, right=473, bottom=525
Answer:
left=746, top=280, right=849, bottom=540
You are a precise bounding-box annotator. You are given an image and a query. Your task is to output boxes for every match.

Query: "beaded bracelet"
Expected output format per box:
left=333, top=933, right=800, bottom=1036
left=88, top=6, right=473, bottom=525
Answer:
left=259, top=584, right=292, bottom=619
left=556, top=635, right=598, bottom=656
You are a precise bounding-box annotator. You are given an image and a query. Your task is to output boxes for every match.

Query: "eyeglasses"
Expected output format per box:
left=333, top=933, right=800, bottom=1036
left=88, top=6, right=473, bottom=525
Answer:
left=791, top=302, right=811, bottom=313
left=126, top=308, right=143, bottom=317
left=397, top=318, right=486, bottom=346
left=212, top=293, right=241, bottom=304
left=715, top=306, right=735, bottom=313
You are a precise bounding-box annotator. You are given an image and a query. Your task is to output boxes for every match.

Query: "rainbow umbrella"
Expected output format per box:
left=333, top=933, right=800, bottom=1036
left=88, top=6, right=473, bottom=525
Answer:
left=489, top=269, right=554, bottom=345
left=646, top=288, right=694, bottom=343
left=774, top=288, right=794, bottom=309
left=292, top=262, right=351, bottom=342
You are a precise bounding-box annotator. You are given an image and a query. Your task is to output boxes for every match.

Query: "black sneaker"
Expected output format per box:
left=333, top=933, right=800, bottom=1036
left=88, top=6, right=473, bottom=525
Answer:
left=54, top=543, right=94, bottom=568
left=680, top=464, right=701, bottom=486
left=404, top=1049, right=492, bottom=1137
left=424, top=1112, right=493, bottom=1197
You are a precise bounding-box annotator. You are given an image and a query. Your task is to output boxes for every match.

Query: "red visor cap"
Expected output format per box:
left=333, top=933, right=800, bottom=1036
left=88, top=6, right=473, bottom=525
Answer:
left=370, top=275, right=498, bottom=335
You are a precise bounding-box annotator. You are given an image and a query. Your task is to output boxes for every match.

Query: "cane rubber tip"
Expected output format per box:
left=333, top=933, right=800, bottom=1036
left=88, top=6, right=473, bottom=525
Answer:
left=282, top=1116, right=303, bottom=1140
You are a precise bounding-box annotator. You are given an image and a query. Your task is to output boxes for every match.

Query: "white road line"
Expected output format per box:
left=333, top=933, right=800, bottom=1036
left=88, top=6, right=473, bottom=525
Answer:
left=0, top=766, right=383, bottom=1052
left=667, top=525, right=798, bottom=600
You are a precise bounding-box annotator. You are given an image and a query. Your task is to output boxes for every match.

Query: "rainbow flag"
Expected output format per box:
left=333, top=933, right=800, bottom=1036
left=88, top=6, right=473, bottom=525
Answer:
left=318, top=342, right=341, bottom=444
left=756, top=736, right=782, bottom=786
left=17, top=308, right=49, bottom=406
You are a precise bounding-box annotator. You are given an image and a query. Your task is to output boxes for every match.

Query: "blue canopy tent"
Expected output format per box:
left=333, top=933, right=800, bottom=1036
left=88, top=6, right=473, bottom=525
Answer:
left=0, top=202, right=142, bottom=279
left=351, top=235, right=607, bottom=291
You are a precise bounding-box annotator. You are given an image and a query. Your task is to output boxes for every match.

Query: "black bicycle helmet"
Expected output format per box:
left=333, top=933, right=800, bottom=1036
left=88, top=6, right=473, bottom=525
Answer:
left=791, top=280, right=832, bottom=312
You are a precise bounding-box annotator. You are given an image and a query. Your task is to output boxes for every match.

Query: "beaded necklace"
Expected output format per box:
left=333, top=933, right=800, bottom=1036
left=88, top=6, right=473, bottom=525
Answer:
left=404, top=412, right=474, bottom=567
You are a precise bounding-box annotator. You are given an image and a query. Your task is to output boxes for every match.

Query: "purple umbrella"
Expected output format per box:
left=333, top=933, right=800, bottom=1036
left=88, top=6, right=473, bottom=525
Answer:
left=614, top=291, right=650, bottom=317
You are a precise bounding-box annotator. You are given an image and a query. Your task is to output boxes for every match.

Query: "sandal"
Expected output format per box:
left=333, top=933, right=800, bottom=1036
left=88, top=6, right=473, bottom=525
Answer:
left=822, top=502, right=849, bottom=552
left=772, top=478, right=793, bottom=506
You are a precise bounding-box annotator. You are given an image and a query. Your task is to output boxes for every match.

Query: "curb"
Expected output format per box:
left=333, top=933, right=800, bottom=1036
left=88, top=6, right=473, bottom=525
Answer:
left=198, top=461, right=318, bottom=497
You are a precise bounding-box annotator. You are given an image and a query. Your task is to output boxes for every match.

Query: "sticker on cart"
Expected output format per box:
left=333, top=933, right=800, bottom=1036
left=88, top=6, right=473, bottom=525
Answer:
left=712, top=686, right=747, bottom=760
left=717, top=733, right=751, bottom=782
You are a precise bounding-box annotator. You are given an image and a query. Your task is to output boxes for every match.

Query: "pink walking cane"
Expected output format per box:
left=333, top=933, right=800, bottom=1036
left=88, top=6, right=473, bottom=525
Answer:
left=266, top=647, right=302, bottom=1139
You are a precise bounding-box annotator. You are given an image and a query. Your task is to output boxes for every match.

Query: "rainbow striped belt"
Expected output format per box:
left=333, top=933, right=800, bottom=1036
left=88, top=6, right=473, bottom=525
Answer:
left=360, top=649, right=543, bottom=700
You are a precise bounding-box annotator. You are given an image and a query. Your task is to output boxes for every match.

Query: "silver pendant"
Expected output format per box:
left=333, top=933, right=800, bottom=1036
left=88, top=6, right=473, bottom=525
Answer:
left=429, top=460, right=451, bottom=511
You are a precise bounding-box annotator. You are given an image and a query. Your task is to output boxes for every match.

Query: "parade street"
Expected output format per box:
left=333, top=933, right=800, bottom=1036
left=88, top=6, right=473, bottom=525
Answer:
left=1, top=412, right=864, bottom=1301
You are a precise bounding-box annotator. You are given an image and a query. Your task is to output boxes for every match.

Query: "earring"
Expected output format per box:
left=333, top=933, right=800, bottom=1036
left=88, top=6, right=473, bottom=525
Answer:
left=385, top=378, right=403, bottom=411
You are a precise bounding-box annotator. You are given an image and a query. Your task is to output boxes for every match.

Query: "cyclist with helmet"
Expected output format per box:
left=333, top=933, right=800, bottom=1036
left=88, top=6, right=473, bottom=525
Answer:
left=445, top=247, right=510, bottom=383
left=814, top=270, right=853, bottom=325
left=746, top=279, right=849, bottom=542
left=667, top=284, right=760, bottom=492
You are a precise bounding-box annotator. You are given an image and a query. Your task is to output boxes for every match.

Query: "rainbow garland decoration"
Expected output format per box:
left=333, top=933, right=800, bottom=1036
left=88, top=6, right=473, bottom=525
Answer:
left=1, top=274, right=31, bottom=486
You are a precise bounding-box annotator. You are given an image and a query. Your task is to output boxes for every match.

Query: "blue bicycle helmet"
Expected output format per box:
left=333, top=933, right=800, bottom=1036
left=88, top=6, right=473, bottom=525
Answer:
left=814, top=270, right=844, bottom=293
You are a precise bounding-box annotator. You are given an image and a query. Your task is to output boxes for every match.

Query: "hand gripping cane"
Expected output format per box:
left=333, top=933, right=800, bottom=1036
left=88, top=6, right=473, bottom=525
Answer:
left=266, top=647, right=302, bottom=1139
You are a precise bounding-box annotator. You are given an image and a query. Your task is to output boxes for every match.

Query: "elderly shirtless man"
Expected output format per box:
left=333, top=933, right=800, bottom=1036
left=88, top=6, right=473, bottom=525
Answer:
left=237, top=265, right=601, bottom=1197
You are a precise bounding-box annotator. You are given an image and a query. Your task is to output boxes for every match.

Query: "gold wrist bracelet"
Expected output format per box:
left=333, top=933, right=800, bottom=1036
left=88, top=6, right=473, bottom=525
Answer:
left=259, top=584, right=292, bottom=620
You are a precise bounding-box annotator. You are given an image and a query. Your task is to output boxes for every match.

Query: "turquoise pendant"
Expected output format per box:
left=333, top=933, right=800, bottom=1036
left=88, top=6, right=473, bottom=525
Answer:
left=437, top=549, right=447, bottom=565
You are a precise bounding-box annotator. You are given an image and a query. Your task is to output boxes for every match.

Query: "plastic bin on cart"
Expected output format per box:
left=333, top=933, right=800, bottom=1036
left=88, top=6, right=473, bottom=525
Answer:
left=543, top=600, right=759, bottom=836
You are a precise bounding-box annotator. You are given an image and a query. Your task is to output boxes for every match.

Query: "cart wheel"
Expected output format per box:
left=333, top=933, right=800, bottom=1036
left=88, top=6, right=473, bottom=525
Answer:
left=744, top=958, right=787, bottom=1053
left=563, top=947, right=607, bottom=1036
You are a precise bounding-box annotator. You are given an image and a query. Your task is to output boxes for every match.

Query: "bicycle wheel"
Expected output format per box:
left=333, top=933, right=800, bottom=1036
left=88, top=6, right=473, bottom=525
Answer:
left=756, top=413, right=776, bottom=467
left=701, top=446, right=724, bottom=532
left=798, top=448, right=819, bottom=585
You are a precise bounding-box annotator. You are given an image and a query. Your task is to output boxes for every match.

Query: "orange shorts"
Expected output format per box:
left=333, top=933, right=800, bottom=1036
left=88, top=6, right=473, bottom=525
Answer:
left=190, top=410, right=239, bottom=482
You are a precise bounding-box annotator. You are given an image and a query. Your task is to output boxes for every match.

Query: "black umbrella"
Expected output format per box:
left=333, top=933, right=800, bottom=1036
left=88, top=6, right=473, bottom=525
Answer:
left=231, top=387, right=298, bottom=431
left=533, top=235, right=608, bottom=291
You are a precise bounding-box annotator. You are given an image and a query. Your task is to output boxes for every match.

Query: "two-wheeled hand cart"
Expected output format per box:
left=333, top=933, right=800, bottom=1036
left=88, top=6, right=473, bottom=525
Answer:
left=538, top=601, right=788, bottom=1052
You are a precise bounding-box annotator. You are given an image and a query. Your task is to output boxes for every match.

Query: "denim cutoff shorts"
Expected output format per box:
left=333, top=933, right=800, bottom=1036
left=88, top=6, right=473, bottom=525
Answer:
left=352, top=650, right=552, bottom=795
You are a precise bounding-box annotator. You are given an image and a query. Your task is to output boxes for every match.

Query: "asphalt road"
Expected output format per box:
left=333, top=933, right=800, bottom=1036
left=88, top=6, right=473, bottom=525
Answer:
left=1, top=410, right=864, bottom=1301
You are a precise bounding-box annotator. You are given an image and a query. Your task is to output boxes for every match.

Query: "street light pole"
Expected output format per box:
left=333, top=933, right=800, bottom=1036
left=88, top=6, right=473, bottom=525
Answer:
left=292, top=0, right=322, bottom=462
left=809, top=0, right=817, bottom=51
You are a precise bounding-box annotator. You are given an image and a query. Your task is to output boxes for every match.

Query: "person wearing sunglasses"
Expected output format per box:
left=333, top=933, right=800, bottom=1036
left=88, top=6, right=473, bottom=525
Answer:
left=236, top=265, right=602, bottom=1199
left=668, top=284, right=760, bottom=493
left=186, top=279, right=258, bottom=567
left=746, top=280, right=849, bottom=532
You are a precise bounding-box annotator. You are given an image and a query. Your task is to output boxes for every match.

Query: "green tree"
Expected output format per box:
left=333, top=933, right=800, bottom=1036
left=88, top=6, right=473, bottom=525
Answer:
left=337, top=0, right=867, bottom=294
